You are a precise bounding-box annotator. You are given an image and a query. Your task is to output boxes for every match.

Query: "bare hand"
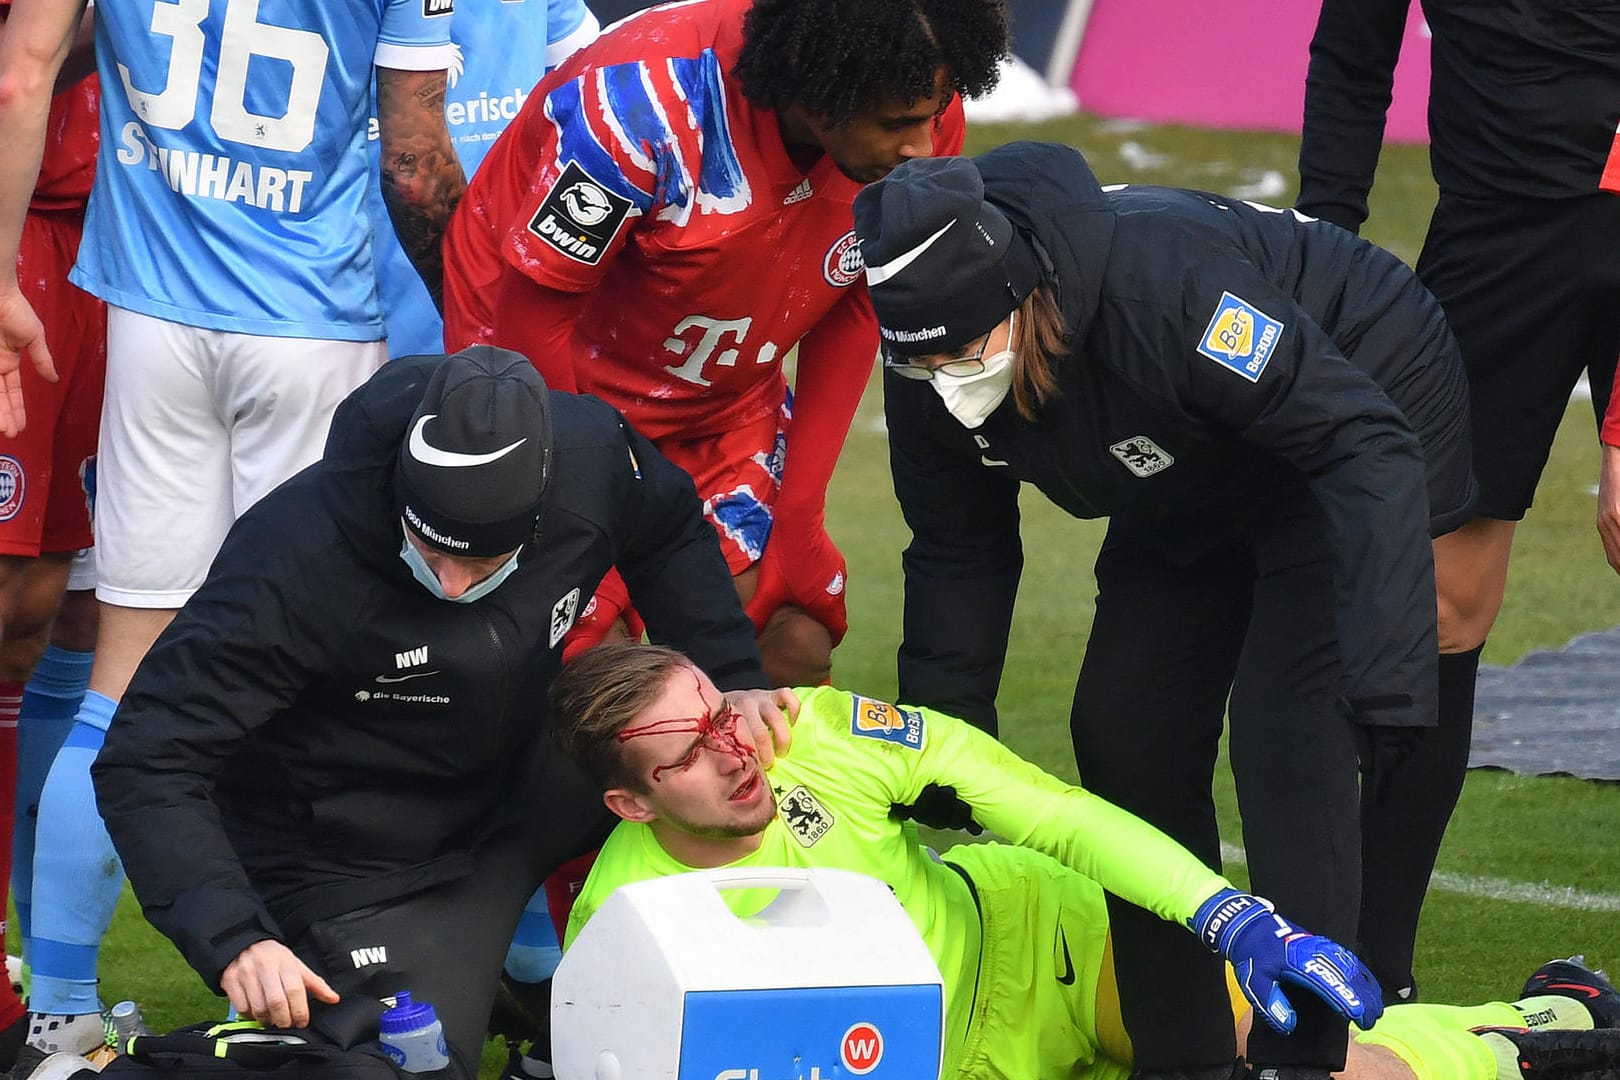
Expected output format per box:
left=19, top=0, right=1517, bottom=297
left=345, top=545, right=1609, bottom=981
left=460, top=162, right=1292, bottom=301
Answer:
left=220, top=939, right=340, bottom=1029
left=1600, top=444, right=1620, bottom=576
left=724, top=687, right=799, bottom=768
left=0, top=288, right=59, bottom=437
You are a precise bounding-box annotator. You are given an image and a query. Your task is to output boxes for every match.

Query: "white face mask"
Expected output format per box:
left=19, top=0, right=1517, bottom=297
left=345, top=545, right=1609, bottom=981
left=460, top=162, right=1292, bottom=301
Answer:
left=399, top=535, right=522, bottom=604
left=931, top=343, right=1015, bottom=429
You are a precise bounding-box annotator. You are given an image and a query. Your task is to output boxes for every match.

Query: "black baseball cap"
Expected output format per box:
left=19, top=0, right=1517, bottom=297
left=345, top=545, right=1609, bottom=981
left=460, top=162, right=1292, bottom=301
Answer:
left=853, top=155, right=1043, bottom=357
left=395, top=345, right=552, bottom=557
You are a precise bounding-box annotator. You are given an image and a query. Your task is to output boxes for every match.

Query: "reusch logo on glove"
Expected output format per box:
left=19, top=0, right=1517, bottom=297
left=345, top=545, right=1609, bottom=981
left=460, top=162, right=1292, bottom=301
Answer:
left=1302, top=952, right=1363, bottom=1011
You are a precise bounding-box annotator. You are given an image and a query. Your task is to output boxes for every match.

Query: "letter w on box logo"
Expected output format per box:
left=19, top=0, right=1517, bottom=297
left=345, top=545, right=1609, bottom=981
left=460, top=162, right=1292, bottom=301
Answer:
left=395, top=646, right=429, bottom=669
left=350, top=946, right=388, bottom=969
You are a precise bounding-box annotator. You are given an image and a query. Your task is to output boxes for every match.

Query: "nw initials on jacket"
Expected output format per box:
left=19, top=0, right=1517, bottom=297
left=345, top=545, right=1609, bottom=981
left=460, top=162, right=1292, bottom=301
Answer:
left=351, top=946, right=388, bottom=968
left=395, top=646, right=429, bottom=669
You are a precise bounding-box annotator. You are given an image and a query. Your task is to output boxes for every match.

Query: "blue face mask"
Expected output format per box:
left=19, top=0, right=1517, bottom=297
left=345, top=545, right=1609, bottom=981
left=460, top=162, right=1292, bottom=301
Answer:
left=399, top=535, right=522, bottom=604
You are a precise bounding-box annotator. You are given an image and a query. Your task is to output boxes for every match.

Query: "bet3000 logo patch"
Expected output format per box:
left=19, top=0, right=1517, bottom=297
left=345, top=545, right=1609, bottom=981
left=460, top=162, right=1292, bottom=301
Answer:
left=1197, top=292, right=1284, bottom=382
left=850, top=695, right=925, bottom=751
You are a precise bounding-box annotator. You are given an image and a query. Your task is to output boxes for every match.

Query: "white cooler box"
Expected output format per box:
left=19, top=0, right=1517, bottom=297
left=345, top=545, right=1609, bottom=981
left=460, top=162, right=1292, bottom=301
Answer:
left=552, top=867, right=945, bottom=1080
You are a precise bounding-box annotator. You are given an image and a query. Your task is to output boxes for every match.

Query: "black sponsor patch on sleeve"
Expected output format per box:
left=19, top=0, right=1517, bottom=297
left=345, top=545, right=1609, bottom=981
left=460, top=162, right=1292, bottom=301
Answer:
left=423, top=0, right=453, bottom=16
left=525, top=161, right=634, bottom=266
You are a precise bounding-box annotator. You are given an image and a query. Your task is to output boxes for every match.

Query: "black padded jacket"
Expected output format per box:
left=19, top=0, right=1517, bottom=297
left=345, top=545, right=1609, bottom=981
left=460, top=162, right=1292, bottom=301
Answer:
left=888, top=141, right=1474, bottom=736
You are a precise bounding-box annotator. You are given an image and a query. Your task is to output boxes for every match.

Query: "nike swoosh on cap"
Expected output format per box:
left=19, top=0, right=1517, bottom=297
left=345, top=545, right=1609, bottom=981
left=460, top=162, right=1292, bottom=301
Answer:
left=408, top=415, right=528, bottom=468
left=864, top=218, right=957, bottom=286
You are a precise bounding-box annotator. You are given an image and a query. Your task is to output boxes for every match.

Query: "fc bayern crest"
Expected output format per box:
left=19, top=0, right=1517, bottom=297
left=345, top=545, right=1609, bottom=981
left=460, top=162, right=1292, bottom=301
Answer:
left=823, top=231, right=863, bottom=287
left=0, top=456, right=24, bottom=522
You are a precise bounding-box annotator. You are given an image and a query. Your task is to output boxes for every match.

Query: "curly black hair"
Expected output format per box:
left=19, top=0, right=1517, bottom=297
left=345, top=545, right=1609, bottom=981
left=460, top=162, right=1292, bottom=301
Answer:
left=733, top=0, right=1010, bottom=126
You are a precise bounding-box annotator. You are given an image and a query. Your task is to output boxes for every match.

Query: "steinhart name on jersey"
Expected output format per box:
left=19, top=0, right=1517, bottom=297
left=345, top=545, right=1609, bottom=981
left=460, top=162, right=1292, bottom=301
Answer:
left=116, top=123, right=314, bottom=213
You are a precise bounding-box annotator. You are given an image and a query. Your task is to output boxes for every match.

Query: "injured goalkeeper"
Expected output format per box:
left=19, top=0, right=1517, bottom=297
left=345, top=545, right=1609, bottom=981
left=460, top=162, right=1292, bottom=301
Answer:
left=548, top=642, right=1620, bottom=1080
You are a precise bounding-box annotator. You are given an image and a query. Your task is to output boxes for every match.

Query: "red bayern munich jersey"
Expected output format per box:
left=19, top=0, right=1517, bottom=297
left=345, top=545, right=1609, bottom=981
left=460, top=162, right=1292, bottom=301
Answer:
left=444, top=0, right=966, bottom=441
left=1, top=0, right=99, bottom=212
left=31, top=75, right=99, bottom=210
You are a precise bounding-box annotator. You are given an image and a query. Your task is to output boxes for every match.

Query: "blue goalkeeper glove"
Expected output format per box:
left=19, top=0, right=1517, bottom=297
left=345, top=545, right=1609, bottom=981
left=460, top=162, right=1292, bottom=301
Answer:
left=1189, top=888, right=1383, bottom=1035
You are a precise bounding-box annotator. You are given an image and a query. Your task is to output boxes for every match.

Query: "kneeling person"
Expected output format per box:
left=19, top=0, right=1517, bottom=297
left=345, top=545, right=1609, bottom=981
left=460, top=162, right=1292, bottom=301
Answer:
left=90, top=350, right=788, bottom=1080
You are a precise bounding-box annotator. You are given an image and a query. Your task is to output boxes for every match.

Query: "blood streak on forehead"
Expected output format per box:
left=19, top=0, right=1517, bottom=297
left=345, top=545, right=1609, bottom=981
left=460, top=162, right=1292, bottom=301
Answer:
left=615, top=667, right=751, bottom=781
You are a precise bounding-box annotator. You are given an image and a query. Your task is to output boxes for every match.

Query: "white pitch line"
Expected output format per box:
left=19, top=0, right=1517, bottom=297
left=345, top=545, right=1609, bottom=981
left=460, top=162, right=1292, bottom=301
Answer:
left=1219, top=842, right=1620, bottom=913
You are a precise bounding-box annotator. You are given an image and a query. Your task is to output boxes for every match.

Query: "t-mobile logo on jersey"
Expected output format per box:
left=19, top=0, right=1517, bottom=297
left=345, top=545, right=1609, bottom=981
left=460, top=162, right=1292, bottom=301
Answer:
left=662, top=314, right=782, bottom=387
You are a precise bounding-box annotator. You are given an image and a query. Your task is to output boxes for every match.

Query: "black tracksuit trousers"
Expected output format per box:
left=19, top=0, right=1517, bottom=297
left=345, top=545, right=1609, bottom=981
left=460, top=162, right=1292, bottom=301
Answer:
left=276, top=751, right=614, bottom=1080
left=1071, top=493, right=1364, bottom=1073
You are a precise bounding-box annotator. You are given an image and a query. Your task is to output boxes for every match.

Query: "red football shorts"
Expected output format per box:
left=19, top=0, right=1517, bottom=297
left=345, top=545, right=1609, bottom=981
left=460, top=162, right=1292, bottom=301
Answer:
left=0, top=210, right=106, bottom=557
left=561, top=401, right=787, bottom=658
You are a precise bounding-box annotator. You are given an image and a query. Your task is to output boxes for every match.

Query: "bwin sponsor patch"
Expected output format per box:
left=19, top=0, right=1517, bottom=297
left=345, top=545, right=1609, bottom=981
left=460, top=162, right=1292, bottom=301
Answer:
left=850, top=695, right=925, bottom=751
left=1197, top=292, right=1284, bottom=382
left=527, top=161, right=633, bottom=265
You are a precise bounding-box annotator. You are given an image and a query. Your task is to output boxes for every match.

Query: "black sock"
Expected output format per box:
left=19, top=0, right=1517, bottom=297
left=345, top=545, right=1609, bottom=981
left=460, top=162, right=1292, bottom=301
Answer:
left=1358, top=643, right=1481, bottom=996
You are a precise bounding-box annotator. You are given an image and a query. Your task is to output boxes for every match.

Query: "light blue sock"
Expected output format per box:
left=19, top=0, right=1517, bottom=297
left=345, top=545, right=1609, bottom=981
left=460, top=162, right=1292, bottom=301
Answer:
left=504, top=884, right=563, bottom=983
left=30, top=690, right=121, bottom=1015
left=14, top=646, right=94, bottom=954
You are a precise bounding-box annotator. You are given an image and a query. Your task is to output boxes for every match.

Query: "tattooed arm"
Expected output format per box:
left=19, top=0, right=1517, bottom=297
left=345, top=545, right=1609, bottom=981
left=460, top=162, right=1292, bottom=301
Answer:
left=376, top=66, right=466, bottom=314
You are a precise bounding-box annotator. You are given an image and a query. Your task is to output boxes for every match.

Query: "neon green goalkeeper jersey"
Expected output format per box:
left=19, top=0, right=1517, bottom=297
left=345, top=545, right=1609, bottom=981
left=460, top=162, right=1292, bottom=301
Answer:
left=565, top=687, right=1232, bottom=1073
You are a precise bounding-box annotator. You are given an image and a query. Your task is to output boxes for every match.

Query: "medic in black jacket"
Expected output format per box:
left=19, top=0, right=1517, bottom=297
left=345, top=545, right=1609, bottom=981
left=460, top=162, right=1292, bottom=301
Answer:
left=91, top=348, right=786, bottom=1078
left=853, top=144, right=1474, bottom=1080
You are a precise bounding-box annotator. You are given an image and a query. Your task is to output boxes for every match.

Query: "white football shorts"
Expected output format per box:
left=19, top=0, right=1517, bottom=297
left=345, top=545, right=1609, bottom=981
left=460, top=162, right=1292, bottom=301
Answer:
left=96, top=306, right=385, bottom=608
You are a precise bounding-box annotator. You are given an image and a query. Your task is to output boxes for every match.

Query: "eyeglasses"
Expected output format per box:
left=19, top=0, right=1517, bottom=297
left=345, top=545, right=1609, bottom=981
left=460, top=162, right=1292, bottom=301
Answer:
left=883, top=311, right=1015, bottom=381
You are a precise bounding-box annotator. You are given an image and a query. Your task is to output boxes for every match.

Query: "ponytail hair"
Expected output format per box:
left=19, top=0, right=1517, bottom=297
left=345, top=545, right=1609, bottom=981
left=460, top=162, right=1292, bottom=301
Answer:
left=1009, top=283, right=1070, bottom=421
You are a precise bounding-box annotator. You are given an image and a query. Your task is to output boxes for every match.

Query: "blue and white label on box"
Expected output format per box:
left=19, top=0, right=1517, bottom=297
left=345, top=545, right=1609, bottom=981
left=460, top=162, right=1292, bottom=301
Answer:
left=679, top=984, right=942, bottom=1080
left=849, top=696, right=925, bottom=752
left=1196, top=291, right=1285, bottom=383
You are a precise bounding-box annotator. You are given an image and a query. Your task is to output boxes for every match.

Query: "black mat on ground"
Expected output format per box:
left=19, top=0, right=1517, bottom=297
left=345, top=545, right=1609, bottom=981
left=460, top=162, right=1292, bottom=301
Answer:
left=1470, top=627, right=1620, bottom=781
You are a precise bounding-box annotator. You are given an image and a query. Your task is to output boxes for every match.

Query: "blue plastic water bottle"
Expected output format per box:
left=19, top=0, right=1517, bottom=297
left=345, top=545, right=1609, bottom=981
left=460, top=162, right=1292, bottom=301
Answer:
left=378, top=992, right=450, bottom=1073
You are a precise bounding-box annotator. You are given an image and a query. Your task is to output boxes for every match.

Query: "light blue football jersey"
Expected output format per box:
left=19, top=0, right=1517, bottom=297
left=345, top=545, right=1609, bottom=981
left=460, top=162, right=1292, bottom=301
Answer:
left=72, top=0, right=455, bottom=341
left=372, top=0, right=598, bottom=358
